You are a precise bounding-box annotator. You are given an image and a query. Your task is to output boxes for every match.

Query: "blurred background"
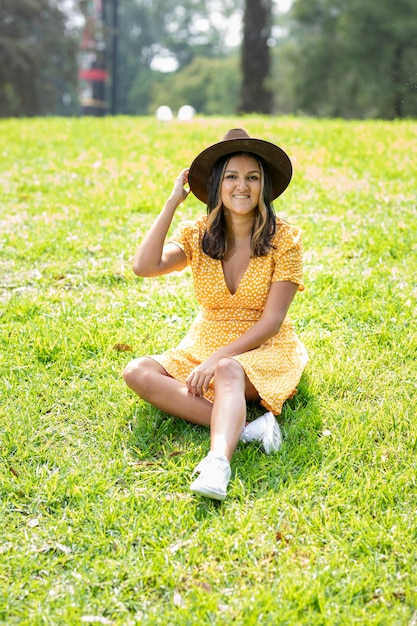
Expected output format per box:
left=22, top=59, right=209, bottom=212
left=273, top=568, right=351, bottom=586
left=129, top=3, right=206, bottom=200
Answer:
left=1, top=0, right=416, bottom=119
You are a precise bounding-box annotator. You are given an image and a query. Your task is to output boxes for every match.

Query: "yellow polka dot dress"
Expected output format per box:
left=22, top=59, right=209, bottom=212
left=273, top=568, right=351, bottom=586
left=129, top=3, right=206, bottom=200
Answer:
left=151, top=215, right=308, bottom=415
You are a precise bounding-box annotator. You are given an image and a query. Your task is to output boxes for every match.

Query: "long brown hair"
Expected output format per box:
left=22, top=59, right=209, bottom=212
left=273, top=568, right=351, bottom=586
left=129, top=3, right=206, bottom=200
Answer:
left=202, top=152, right=276, bottom=259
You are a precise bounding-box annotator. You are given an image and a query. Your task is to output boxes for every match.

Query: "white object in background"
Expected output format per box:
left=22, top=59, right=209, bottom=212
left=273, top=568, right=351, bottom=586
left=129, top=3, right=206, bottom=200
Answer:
left=178, top=105, right=196, bottom=121
left=156, top=105, right=173, bottom=121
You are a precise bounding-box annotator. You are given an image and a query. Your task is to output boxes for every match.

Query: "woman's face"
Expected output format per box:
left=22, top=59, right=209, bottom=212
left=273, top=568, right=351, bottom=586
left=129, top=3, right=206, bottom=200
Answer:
left=220, top=154, right=261, bottom=217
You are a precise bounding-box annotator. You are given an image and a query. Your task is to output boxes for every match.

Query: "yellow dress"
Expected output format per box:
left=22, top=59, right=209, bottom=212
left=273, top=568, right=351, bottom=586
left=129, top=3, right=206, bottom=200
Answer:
left=151, top=215, right=308, bottom=415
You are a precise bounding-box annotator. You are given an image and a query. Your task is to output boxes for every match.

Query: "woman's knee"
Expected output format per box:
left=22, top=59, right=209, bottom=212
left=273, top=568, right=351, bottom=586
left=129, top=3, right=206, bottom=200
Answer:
left=214, top=357, right=245, bottom=384
left=123, top=357, right=152, bottom=391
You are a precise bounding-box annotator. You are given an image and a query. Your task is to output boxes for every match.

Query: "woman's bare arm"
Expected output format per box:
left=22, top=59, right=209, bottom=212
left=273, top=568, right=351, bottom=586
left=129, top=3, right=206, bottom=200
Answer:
left=220, top=280, right=299, bottom=356
left=186, top=280, right=300, bottom=395
left=133, top=169, right=189, bottom=277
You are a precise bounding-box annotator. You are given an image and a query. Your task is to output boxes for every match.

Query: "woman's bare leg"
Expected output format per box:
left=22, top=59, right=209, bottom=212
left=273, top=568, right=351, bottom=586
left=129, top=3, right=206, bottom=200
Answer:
left=124, top=356, right=260, bottom=462
left=209, top=358, right=259, bottom=461
left=123, top=357, right=213, bottom=426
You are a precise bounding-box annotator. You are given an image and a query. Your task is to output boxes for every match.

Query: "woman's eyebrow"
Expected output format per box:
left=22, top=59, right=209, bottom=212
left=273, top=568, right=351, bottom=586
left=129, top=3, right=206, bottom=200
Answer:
left=224, top=169, right=261, bottom=174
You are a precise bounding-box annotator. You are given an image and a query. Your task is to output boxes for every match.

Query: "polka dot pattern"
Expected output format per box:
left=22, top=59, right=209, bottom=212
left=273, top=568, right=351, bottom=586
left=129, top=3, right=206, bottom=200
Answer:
left=151, top=215, right=308, bottom=415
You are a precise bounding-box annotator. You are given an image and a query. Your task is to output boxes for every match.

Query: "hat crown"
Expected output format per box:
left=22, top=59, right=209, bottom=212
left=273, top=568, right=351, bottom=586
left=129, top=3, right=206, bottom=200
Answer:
left=222, top=128, right=251, bottom=141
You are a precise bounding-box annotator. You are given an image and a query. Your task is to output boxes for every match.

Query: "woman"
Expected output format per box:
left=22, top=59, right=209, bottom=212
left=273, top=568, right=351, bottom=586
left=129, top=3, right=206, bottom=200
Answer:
left=123, top=128, right=308, bottom=501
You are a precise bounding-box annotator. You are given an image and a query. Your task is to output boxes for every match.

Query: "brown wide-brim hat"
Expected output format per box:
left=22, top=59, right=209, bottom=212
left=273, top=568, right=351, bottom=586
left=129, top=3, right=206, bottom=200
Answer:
left=188, top=128, right=292, bottom=204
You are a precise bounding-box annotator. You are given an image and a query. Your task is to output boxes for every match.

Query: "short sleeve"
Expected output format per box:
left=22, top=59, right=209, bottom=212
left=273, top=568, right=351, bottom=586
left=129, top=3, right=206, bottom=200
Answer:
left=168, top=220, right=195, bottom=264
left=168, top=217, right=205, bottom=265
left=272, top=222, right=304, bottom=291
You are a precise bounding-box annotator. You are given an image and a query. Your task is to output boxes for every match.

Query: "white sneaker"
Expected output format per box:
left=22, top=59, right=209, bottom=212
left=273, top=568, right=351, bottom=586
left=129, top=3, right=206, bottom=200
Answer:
left=190, top=452, right=231, bottom=501
left=240, top=411, right=282, bottom=454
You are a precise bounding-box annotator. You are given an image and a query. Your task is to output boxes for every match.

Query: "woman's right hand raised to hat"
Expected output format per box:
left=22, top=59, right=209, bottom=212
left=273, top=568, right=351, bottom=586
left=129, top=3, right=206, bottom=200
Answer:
left=169, top=168, right=190, bottom=207
left=132, top=169, right=189, bottom=277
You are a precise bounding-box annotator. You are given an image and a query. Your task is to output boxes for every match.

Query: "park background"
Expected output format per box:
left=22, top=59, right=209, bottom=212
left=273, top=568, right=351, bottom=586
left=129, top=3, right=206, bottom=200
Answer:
left=1, top=0, right=417, bottom=119
left=1, top=1, right=417, bottom=625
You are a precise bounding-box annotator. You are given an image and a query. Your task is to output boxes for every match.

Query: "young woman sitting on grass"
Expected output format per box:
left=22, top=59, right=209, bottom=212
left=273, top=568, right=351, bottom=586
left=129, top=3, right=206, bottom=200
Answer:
left=123, top=128, right=308, bottom=501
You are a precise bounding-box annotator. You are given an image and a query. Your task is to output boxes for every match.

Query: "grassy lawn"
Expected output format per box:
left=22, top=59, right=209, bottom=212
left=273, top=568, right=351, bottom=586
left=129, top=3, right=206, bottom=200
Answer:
left=1, top=115, right=416, bottom=625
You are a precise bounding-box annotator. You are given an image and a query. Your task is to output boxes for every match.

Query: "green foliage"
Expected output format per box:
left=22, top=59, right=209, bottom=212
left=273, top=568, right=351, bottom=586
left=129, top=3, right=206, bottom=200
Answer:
left=289, top=0, right=417, bottom=118
left=115, top=0, right=241, bottom=114
left=0, top=0, right=78, bottom=117
left=1, top=116, right=417, bottom=624
left=3, top=0, right=416, bottom=119
left=149, top=56, right=240, bottom=115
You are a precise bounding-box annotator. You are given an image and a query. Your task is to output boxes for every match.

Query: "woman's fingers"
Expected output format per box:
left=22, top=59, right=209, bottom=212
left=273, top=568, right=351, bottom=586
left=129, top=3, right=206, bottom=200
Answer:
left=186, top=369, right=212, bottom=396
left=171, top=168, right=190, bottom=203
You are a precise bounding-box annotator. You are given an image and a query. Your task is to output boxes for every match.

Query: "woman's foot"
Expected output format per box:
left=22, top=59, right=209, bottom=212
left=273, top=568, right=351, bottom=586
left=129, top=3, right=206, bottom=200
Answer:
left=190, top=451, right=231, bottom=501
left=240, top=411, right=282, bottom=454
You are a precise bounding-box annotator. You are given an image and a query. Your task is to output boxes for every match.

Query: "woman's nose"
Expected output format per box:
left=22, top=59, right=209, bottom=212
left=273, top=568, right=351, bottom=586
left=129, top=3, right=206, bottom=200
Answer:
left=236, top=177, right=248, bottom=190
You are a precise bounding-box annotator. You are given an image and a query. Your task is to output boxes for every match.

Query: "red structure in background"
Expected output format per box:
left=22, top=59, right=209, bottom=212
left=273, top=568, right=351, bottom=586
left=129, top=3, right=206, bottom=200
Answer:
left=78, top=0, right=108, bottom=115
left=79, top=68, right=108, bottom=82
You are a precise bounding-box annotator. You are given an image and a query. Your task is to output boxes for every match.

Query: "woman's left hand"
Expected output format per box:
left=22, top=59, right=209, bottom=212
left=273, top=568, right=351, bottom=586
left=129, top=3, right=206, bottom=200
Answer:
left=186, top=354, right=221, bottom=396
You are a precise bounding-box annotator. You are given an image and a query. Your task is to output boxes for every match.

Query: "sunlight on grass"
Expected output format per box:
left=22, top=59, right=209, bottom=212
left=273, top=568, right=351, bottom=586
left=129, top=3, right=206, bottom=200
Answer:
left=1, top=116, right=416, bottom=625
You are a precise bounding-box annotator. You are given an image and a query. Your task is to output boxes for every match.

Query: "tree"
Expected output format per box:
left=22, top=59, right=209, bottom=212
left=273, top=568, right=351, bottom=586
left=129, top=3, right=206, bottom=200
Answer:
left=149, top=55, right=240, bottom=115
left=114, top=0, right=241, bottom=114
left=0, top=0, right=79, bottom=117
left=288, top=0, right=417, bottom=118
left=238, top=0, right=273, bottom=113
left=340, top=0, right=417, bottom=118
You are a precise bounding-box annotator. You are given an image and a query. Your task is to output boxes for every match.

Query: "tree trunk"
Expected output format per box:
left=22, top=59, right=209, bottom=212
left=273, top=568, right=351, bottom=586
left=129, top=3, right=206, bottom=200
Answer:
left=238, top=0, right=273, bottom=113
left=391, top=45, right=404, bottom=119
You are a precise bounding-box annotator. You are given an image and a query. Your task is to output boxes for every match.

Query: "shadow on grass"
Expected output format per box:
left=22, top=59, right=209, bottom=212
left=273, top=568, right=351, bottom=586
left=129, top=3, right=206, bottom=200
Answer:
left=233, top=373, right=323, bottom=495
left=127, top=404, right=209, bottom=461
left=126, top=373, right=321, bottom=495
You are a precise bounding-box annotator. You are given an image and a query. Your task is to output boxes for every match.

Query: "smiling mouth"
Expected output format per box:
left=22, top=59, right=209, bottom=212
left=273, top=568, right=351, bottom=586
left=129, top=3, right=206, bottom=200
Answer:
left=233, top=194, right=250, bottom=198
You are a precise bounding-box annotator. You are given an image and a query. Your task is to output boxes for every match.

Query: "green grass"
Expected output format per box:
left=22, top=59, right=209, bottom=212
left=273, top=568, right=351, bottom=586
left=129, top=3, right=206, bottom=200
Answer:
left=1, top=115, right=416, bottom=625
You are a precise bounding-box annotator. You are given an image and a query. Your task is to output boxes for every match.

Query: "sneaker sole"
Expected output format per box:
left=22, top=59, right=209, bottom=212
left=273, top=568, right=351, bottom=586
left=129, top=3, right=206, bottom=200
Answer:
left=190, top=482, right=227, bottom=501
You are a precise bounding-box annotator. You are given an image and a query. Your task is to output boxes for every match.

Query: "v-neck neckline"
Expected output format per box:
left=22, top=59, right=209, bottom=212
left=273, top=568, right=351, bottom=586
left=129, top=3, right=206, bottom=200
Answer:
left=220, top=255, right=253, bottom=296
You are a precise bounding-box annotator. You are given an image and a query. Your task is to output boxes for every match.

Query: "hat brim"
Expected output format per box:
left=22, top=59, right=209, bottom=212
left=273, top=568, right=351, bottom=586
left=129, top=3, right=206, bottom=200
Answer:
left=188, top=137, right=292, bottom=204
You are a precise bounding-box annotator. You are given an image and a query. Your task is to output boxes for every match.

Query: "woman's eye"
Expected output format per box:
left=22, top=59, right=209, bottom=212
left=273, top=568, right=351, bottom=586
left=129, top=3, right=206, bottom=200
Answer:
left=223, top=173, right=259, bottom=181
